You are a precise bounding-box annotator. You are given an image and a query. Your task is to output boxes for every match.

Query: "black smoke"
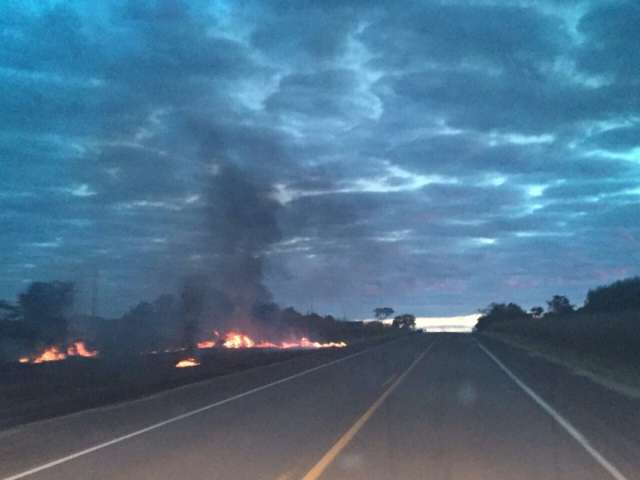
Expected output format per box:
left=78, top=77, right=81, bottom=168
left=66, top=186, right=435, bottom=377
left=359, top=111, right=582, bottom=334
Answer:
left=180, top=162, right=283, bottom=345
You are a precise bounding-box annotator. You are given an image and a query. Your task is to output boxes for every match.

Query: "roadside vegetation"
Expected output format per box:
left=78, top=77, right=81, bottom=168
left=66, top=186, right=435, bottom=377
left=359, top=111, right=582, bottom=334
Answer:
left=0, top=280, right=397, bottom=363
left=475, top=277, right=640, bottom=393
left=0, top=280, right=408, bottom=428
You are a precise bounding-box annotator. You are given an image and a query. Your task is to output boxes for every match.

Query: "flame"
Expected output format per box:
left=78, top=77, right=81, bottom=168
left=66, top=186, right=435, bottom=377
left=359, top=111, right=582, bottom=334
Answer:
left=194, top=330, right=348, bottom=350
left=175, top=357, right=200, bottom=368
left=281, top=337, right=347, bottom=349
left=67, top=341, right=99, bottom=358
left=18, top=341, right=99, bottom=364
left=223, top=332, right=256, bottom=349
left=32, top=346, right=67, bottom=363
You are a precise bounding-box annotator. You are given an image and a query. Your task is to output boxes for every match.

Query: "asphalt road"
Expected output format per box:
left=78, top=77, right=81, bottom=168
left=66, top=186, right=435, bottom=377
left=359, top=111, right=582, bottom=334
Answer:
left=1, top=333, right=638, bottom=480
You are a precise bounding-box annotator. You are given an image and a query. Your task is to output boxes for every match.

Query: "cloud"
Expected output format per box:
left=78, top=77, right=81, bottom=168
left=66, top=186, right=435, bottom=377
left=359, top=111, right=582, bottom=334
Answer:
left=361, top=3, right=569, bottom=70
left=2, top=0, right=639, bottom=318
left=576, top=1, right=640, bottom=82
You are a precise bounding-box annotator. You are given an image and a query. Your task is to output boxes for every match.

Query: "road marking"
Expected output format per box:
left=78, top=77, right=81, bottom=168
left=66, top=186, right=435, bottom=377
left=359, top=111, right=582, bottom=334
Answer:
left=301, top=342, right=435, bottom=480
left=1, top=346, right=385, bottom=480
left=477, top=341, right=629, bottom=480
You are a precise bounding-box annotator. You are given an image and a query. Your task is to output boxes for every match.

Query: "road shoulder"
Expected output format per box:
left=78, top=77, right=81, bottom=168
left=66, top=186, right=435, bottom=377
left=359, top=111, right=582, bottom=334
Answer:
left=481, top=332, right=640, bottom=399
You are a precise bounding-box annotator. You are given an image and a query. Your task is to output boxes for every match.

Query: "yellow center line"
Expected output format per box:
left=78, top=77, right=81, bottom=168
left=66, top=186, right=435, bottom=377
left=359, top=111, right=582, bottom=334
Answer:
left=300, top=341, right=436, bottom=480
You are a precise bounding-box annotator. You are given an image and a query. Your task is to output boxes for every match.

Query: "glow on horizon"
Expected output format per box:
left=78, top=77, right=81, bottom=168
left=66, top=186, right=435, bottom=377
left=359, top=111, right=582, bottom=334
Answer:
left=371, top=313, right=481, bottom=332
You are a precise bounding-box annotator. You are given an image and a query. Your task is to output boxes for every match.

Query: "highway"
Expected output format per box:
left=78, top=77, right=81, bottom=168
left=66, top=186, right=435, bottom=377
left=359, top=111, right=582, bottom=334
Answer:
left=1, top=333, right=638, bottom=479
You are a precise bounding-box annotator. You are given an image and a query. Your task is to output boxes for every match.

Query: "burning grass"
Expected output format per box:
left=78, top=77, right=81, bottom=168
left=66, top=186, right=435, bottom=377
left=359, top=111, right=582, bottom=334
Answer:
left=18, top=341, right=99, bottom=364
left=175, top=357, right=201, bottom=368
left=199, top=330, right=346, bottom=351
left=175, top=330, right=347, bottom=368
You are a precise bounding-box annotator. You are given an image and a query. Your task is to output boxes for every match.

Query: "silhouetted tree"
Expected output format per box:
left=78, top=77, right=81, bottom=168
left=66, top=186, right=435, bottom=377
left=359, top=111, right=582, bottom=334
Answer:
left=584, top=277, right=640, bottom=313
left=374, top=307, right=394, bottom=320
left=392, top=314, right=416, bottom=329
left=546, top=295, right=574, bottom=315
left=530, top=306, right=544, bottom=319
left=475, top=303, right=528, bottom=332
left=18, top=281, right=74, bottom=345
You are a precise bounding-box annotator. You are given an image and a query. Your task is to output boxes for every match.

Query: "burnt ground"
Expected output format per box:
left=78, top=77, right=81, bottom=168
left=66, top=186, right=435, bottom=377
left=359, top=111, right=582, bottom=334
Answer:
left=0, top=334, right=401, bottom=430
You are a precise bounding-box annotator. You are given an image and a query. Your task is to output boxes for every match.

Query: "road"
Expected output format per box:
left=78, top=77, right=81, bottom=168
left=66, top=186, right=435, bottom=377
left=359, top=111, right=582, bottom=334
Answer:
left=1, top=333, right=638, bottom=479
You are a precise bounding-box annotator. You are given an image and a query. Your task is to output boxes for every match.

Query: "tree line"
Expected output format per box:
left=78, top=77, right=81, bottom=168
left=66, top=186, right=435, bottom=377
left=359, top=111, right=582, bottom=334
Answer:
left=473, top=277, right=640, bottom=364
left=373, top=307, right=416, bottom=330
left=475, top=276, right=640, bottom=332
left=0, top=280, right=393, bottom=361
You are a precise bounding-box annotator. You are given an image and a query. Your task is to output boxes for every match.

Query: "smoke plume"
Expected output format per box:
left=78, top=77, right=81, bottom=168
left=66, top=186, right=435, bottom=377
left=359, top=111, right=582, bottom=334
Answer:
left=181, top=162, right=282, bottom=343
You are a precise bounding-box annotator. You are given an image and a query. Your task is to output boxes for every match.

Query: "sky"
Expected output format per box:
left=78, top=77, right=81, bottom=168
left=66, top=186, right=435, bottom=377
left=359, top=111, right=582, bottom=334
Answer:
left=1, top=0, right=639, bottom=319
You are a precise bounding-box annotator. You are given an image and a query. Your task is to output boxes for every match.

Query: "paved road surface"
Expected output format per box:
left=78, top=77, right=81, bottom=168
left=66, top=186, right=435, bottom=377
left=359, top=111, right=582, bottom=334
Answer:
left=1, top=334, right=638, bottom=479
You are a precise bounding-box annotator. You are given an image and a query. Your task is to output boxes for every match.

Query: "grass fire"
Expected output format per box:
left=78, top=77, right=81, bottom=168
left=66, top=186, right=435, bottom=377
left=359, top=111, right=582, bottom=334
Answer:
left=18, top=341, right=99, bottom=364
left=174, top=330, right=347, bottom=367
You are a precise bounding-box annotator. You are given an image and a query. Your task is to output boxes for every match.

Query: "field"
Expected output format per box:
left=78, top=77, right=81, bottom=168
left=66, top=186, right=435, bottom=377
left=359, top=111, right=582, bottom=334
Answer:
left=0, top=333, right=402, bottom=430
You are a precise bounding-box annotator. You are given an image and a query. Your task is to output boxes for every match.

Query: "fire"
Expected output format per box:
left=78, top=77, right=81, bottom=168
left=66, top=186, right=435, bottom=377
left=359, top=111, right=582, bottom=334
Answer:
left=281, top=337, right=347, bottom=349
left=175, top=357, right=200, bottom=368
left=19, top=341, right=99, bottom=364
left=67, top=341, right=99, bottom=358
left=30, top=346, right=67, bottom=364
left=196, top=330, right=347, bottom=351
left=223, top=332, right=256, bottom=349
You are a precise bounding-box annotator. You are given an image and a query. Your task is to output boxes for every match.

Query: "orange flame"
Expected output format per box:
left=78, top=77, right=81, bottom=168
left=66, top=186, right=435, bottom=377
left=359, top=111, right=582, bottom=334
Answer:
left=196, top=339, right=216, bottom=349
left=175, top=357, right=200, bottom=368
left=67, top=341, right=99, bottom=358
left=223, top=331, right=256, bottom=349
left=194, top=330, right=347, bottom=350
left=32, top=346, right=67, bottom=363
left=281, top=337, right=347, bottom=349
left=19, top=341, right=99, bottom=364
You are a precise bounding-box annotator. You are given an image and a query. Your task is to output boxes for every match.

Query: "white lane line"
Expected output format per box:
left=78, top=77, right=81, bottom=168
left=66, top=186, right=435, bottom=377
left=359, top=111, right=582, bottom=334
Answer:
left=2, top=347, right=378, bottom=480
left=477, top=341, right=629, bottom=480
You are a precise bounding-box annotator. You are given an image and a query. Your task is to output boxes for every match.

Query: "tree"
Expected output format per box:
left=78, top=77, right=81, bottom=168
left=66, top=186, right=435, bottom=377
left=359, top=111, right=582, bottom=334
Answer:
left=546, top=295, right=574, bottom=315
left=392, top=314, right=416, bottom=329
left=584, top=277, right=640, bottom=313
left=374, top=307, right=394, bottom=320
left=474, top=303, right=528, bottom=332
left=18, top=281, right=74, bottom=345
left=529, top=306, right=544, bottom=319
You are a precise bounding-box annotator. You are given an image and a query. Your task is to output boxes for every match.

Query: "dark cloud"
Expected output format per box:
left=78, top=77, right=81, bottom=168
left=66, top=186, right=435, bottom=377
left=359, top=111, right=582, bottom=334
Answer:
left=265, top=69, right=365, bottom=120
left=382, top=67, right=640, bottom=134
left=361, top=3, right=569, bottom=70
left=2, top=0, right=639, bottom=317
left=248, top=0, right=364, bottom=67
left=577, top=1, right=640, bottom=82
